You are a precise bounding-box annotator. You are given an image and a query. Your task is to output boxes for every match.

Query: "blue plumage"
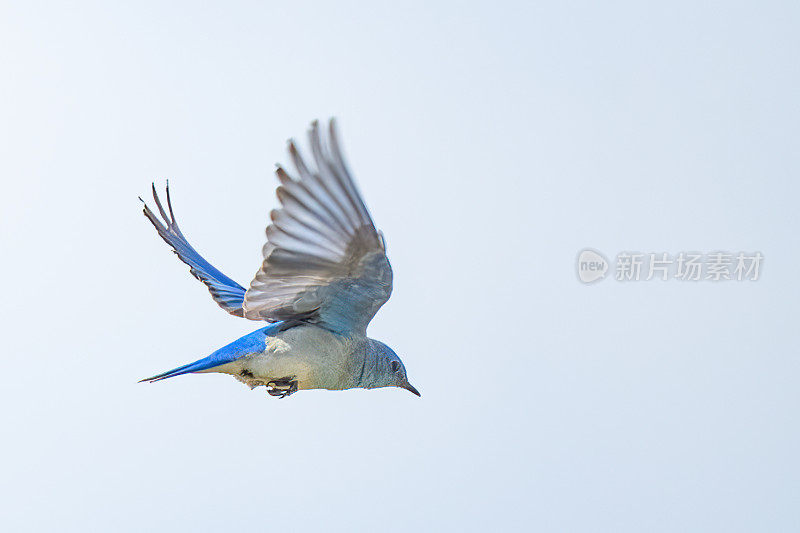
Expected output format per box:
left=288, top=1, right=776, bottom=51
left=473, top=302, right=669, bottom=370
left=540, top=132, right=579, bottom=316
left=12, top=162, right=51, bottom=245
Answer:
left=139, top=323, right=283, bottom=382
left=141, top=183, right=248, bottom=317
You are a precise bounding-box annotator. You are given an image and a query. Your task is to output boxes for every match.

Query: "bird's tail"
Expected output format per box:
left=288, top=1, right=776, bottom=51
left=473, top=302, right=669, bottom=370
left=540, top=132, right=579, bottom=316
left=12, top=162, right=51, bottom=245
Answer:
left=138, top=356, right=223, bottom=383
left=139, top=324, right=280, bottom=383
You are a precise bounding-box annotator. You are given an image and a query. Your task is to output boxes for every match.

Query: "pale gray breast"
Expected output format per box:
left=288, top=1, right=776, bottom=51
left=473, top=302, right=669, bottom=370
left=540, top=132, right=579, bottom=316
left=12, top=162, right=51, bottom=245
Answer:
left=246, top=326, right=366, bottom=391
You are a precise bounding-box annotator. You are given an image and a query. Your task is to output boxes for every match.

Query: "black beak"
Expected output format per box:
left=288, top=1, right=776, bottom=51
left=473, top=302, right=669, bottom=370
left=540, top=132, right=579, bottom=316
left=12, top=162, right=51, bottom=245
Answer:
left=401, top=382, right=421, bottom=397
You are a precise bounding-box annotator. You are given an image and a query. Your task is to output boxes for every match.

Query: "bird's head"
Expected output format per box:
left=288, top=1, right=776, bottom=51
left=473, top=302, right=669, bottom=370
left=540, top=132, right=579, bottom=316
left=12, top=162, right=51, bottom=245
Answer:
left=367, top=339, right=420, bottom=397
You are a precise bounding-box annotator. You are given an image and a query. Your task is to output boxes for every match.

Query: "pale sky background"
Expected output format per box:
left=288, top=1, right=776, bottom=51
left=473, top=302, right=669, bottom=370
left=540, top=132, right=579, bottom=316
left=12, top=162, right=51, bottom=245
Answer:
left=1, top=1, right=799, bottom=531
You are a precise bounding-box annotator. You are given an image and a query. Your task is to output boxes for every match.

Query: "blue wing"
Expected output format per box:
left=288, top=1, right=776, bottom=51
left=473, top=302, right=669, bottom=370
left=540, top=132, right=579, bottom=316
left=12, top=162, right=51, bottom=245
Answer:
left=142, top=183, right=249, bottom=318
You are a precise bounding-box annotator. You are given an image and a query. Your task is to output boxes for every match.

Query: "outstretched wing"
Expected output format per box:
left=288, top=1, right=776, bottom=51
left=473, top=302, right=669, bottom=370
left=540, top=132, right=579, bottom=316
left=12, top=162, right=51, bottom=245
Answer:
left=243, top=119, right=392, bottom=334
left=141, top=184, right=248, bottom=318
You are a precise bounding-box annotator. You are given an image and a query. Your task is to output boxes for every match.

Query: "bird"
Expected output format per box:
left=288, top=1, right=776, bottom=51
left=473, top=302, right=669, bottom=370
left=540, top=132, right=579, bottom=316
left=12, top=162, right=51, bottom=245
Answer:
left=138, top=119, right=418, bottom=398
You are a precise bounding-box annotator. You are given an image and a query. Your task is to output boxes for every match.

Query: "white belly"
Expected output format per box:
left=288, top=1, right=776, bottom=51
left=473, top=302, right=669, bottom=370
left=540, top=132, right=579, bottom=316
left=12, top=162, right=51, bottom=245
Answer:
left=215, top=325, right=357, bottom=391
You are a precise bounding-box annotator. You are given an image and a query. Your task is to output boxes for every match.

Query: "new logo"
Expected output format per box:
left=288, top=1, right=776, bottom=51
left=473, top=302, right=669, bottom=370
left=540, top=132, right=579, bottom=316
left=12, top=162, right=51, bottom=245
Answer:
left=577, top=249, right=609, bottom=284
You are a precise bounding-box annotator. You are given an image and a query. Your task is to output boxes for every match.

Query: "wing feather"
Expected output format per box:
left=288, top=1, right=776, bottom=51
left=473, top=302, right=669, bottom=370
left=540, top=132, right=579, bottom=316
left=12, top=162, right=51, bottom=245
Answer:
left=139, top=119, right=392, bottom=333
left=243, top=119, right=392, bottom=333
left=141, top=183, right=248, bottom=318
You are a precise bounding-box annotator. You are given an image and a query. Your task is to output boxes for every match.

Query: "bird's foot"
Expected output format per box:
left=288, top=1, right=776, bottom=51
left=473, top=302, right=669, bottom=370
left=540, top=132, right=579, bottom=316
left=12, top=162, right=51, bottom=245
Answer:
left=266, top=377, right=298, bottom=399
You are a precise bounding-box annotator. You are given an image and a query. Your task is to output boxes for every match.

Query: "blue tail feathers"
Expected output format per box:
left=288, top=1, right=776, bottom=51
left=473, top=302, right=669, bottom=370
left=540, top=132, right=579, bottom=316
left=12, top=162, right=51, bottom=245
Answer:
left=139, top=323, right=283, bottom=383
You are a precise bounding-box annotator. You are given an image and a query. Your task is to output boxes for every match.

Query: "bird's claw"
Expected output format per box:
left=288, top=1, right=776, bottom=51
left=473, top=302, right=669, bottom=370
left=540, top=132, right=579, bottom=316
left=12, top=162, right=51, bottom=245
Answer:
left=266, top=377, right=298, bottom=399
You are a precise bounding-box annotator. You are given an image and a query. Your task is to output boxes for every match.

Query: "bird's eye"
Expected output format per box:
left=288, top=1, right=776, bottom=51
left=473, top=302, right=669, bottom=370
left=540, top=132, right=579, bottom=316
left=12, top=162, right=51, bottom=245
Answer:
left=390, top=361, right=400, bottom=373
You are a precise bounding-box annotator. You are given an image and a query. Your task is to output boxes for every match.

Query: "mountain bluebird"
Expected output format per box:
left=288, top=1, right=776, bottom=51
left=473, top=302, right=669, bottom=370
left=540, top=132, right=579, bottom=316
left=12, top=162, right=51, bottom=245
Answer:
left=139, top=119, right=419, bottom=398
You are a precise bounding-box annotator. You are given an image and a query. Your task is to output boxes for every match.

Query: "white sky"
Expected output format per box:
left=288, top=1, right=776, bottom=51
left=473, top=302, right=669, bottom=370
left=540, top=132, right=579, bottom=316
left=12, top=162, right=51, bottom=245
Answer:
left=1, top=1, right=799, bottom=531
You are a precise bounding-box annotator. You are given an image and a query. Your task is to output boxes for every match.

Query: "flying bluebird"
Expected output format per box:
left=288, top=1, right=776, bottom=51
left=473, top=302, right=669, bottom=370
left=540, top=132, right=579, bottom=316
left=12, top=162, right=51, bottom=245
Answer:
left=139, top=119, right=419, bottom=398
